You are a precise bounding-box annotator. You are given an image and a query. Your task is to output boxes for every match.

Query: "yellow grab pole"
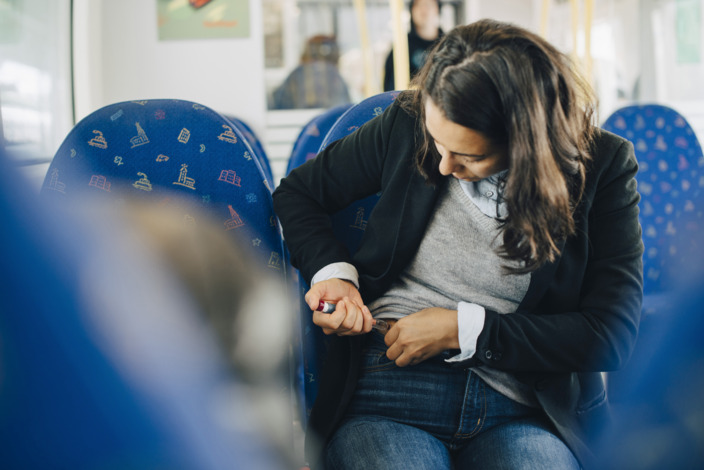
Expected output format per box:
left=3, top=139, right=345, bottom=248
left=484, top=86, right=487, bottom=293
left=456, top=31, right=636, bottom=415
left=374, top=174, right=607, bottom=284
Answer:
left=570, top=0, right=579, bottom=62
left=389, top=0, right=410, bottom=90
left=540, top=0, right=551, bottom=38
left=352, top=0, right=376, bottom=97
left=584, top=0, right=593, bottom=84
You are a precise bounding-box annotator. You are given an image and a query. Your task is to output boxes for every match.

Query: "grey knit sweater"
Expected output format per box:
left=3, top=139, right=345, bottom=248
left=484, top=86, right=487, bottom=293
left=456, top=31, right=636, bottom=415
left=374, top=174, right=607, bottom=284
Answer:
left=368, top=178, right=537, bottom=407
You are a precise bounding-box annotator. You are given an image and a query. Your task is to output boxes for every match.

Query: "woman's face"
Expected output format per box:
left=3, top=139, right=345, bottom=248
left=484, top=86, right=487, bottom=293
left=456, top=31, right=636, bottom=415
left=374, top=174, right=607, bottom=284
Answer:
left=424, top=98, right=509, bottom=182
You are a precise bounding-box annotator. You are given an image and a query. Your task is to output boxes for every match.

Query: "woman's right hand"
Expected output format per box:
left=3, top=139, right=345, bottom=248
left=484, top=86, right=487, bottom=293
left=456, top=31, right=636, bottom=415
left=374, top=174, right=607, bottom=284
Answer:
left=305, top=278, right=374, bottom=335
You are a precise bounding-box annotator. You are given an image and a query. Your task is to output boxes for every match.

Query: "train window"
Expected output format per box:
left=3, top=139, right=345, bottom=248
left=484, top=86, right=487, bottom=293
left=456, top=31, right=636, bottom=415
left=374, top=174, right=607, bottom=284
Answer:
left=0, top=0, right=73, bottom=179
left=465, top=0, right=703, bottom=137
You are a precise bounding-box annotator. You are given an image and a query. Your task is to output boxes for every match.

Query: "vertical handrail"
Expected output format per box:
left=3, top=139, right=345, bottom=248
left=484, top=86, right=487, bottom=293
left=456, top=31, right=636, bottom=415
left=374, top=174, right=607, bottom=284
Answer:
left=540, top=0, right=551, bottom=38
left=390, top=0, right=410, bottom=90
left=546, top=0, right=594, bottom=85
left=570, top=0, right=579, bottom=62
left=353, top=0, right=376, bottom=97
left=584, top=0, right=594, bottom=84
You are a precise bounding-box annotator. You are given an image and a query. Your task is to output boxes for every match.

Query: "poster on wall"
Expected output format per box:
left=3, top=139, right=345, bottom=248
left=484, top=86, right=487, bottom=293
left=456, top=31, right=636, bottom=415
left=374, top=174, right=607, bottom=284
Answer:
left=157, top=0, right=250, bottom=40
left=0, top=0, right=22, bottom=43
left=675, top=0, right=701, bottom=64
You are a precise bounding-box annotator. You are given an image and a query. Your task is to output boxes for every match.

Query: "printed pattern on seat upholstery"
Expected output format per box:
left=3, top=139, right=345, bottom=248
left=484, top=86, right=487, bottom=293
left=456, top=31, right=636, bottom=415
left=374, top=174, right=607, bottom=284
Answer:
left=41, top=99, right=284, bottom=273
left=602, top=104, right=704, bottom=302
left=227, top=115, right=275, bottom=190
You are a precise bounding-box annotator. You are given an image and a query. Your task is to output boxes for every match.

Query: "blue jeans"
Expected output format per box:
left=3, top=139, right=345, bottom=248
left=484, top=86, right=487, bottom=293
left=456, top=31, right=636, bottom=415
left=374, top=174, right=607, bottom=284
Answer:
left=324, top=331, right=579, bottom=469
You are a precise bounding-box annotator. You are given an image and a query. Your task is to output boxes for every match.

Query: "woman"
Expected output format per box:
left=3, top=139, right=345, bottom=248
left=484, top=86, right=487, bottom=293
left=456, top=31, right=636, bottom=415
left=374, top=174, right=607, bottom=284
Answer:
left=274, top=20, right=643, bottom=469
left=383, top=0, right=442, bottom=91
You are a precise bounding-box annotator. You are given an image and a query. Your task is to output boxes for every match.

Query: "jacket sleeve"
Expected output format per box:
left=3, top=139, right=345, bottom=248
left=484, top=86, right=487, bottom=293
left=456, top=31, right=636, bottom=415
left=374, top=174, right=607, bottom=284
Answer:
left=272, top=103, right=403, bottom=285
left=457, top=135, right=644, bottom=373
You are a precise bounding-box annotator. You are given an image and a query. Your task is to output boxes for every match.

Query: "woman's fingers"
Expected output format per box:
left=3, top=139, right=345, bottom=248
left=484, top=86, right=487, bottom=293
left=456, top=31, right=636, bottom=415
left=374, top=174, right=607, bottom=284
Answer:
left=314, top=297, right=374, bottom=336
left=383, top=308, right=459, bottom=366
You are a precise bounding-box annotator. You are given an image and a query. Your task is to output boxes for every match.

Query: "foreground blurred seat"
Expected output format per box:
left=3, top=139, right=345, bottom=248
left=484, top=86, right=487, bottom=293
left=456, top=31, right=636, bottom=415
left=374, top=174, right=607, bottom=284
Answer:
left=597, top=281, right=704, bottom=469
left=0, top=154, right=291, bottom=468
left=595, top=184, right=704, bottom=469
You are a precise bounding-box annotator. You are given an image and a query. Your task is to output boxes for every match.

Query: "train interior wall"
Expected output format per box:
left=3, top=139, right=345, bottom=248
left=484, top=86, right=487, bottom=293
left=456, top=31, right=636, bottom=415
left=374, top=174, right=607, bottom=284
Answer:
left=3, top=0, right=704, bottom=189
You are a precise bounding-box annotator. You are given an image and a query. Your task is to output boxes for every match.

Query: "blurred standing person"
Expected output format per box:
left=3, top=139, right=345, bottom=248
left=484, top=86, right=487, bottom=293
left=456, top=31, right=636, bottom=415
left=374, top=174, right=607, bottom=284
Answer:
left=273, top=35, right=351, bottom=110
left=383, top=0, right=442, bottom=91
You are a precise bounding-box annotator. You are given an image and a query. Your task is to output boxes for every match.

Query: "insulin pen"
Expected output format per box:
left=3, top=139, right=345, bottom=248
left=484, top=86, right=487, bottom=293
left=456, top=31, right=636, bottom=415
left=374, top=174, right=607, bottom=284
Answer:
left=316, top=301, right=390, bottom=332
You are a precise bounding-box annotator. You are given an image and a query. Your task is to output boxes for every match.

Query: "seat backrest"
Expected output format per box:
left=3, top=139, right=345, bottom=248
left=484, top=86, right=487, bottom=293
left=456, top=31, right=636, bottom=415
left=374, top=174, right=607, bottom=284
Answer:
left=602, top=104, right=704, bottom=295
left=41, top=99, right=285, bottom=274
left=321, top=92, right=399, bottom=253
left=286, top=103, right=352, bottom=175
left=293, top=91, right=399, bottom=423
left=227, top=115, right=275, bottom=190
left=595, top=209, right=704, bottom=468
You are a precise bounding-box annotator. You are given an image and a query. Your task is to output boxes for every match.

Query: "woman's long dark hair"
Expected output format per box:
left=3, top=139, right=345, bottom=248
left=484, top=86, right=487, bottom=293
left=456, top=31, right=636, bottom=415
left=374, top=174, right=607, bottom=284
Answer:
left=399, top=19, right=596, bottom=273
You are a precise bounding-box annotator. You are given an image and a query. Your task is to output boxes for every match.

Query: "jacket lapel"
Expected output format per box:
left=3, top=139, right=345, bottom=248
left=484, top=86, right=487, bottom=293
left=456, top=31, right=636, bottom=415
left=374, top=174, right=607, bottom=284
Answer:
left=518, top=238, right=566, bottom=311
left=390, top=174, right=444, bottom=275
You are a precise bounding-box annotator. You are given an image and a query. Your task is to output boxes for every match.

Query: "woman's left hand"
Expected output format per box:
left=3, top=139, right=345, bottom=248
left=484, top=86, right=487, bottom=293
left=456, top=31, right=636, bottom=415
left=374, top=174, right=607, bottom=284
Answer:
left=384, top=307, right=460, bottom=367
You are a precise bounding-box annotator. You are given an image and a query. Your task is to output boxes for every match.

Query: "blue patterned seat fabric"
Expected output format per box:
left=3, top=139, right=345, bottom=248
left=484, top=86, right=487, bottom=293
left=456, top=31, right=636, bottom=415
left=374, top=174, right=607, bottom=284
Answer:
left=227, top=115, right=275, bottom=190
left=41, top=99, right=284, bottom=274
left=286, top=103, right=352, bottom=175
left=602, top=104, right=704, bottom=313
left=291, top=91, right=399, bottom=423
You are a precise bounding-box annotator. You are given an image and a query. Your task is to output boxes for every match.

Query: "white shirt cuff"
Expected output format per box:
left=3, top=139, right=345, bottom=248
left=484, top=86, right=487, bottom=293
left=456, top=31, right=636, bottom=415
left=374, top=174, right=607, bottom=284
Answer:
left=310, top=262, right=360, bottom=288
left=445, top=302, right=486, bottom=363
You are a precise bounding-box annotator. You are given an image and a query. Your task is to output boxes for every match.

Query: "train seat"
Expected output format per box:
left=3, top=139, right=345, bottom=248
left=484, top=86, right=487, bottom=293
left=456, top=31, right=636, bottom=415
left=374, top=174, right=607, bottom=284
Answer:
left=40, top=99, right=285, bottom=274
left=227, top=115, right=276, bottom=190
left=286, top=103, right=352, bottom=175
left=602, top=104, right=704, bottom=312
left=289, top=91, right=399, bottom=424
left=602, top=104, right=704, bottom=403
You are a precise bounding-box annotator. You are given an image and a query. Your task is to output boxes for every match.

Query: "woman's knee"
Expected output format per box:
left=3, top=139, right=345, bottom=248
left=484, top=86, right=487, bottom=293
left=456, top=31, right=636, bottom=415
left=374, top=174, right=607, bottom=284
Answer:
left=454, top=417, right=580, bottom=470
left=324, top=417, right=451, bottom=470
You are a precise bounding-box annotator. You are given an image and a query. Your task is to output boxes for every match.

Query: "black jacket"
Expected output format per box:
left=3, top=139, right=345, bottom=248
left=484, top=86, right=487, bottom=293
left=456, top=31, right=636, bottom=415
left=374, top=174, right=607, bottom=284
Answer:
left=273, top=100, right=643, bottom=469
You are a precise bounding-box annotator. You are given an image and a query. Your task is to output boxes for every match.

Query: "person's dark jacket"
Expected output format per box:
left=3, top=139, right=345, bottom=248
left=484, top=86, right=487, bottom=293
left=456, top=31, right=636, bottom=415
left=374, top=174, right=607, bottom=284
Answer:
left=273, top=98, right=644, bottom=469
